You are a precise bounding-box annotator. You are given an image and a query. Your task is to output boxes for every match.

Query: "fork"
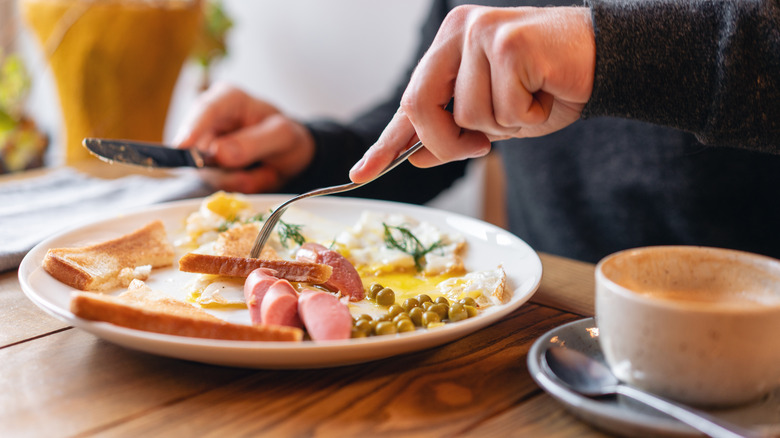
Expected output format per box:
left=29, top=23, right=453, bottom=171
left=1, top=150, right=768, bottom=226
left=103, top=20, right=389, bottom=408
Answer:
left=249, top=141, right=425, bottom=258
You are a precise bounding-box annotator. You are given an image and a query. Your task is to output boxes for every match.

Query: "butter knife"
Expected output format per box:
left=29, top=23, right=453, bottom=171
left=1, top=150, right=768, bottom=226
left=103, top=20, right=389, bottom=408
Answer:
left=83, top=138, right=206, bottom=168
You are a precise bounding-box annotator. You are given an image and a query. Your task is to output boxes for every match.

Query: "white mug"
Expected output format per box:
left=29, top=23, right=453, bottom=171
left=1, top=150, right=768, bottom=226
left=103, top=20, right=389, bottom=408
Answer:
left=596, top=246, right=780, bottom=407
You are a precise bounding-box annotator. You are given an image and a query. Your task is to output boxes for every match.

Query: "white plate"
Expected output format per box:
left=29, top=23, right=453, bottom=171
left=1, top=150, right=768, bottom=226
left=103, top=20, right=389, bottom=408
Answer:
left=527, top=318, right=780, bottom=437
left=19, top=195, right=542, bottom=369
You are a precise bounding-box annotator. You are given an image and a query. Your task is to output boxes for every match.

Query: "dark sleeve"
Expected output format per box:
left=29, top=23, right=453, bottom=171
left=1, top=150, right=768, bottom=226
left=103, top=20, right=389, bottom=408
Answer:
left=282, top=0, right=468, bottom=204
left=582, top=0, right=780, bottom=152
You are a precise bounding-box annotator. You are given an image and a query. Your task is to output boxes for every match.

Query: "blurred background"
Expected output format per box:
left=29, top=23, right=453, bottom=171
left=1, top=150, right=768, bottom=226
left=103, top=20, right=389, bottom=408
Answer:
left=3, top=0, right=494, bottom=220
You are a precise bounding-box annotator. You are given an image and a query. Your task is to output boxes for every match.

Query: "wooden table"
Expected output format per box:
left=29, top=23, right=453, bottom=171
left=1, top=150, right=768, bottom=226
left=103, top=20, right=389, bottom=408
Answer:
left=0, top=253, right=609, bottom=437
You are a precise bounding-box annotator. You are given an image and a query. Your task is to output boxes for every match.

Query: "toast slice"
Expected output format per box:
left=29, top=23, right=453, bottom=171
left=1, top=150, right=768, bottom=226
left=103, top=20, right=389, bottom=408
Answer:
left=214, top=222, right=279, bottom=259
left=178, top=252, right=332, bottom=284
left=70, top=280, right=303, bottom=342
left=43, top=220, right=175, bottom=291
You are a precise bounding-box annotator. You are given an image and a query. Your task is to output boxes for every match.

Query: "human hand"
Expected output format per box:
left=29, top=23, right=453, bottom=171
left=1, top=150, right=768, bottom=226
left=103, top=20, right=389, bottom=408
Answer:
left=350, top=6, right=595, bottom=183
left=174, top=82, right=315, bottom=193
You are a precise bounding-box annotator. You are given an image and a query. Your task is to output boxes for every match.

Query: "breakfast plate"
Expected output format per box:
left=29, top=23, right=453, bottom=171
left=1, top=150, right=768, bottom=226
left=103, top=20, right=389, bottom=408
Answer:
left=528, top=318, right=780, bottom=437
left=19, top=195, right=542, bottom=369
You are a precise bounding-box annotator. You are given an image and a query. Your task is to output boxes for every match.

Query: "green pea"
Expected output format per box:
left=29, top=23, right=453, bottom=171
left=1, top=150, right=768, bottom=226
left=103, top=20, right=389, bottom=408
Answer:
left=355, top=319, right=372, bottom=335
left=422, top=311, right=441, bottom=327
left=435, top=296, right=449, bottom=306
left=375, top=321, right=397, bottom=336
left=402, top=297, right=420, bottom=311
left=367, top=283, right=383, bottom=299
left=387, top=304, right=404, bottom=318
left=397, top=319, right=416, bottom=333
left=416, top=294, right=432, bottom=304
left=421, top=301, right=434, bottom=311
left=430, top=303, right=448, bottom=319
left=465, top=305, right=478, bottom=318
left=351, top=327, right=368, bottom=338
left=392, top=313, right=410, bottom=325
left=459, top=297, right=478, bottom=308
left=409, top=307, right=424, bottom=326
left=376, top=313, right=392, bottom=322
left=357, top=313, right=373, bottom=322
left=376, top=288, right=396, bottom=306
left=448, top=302, right=468, bottom=322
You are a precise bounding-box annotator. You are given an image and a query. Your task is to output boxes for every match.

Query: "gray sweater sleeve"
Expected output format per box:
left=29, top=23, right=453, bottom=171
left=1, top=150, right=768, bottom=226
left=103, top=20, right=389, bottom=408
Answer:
left=583, top=0, right=780, bottom=151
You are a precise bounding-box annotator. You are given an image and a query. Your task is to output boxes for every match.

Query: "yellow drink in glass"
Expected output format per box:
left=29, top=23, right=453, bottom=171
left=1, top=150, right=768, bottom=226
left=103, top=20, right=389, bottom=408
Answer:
left=20, top=0, right=201, bottom=164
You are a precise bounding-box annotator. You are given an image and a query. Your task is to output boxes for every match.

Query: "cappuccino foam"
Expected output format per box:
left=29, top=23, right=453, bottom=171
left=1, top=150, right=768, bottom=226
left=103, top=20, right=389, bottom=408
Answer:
left=601, top=249, right=780, bottom=309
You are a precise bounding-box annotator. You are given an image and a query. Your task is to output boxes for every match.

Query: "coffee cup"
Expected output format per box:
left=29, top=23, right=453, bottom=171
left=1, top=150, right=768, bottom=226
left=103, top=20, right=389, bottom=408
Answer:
left=595, top=246, right=780, bottom=407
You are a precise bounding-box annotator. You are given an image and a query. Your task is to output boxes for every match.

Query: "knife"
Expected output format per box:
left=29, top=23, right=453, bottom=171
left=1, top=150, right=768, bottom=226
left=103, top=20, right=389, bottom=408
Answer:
left=83, top=138, right=206, bottom=168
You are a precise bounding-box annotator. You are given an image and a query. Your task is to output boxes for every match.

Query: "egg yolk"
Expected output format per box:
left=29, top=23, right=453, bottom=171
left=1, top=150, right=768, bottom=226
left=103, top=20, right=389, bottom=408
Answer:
left=359, top=271, right=456, bottom=302
left=204, top=191, right=250, bottom=220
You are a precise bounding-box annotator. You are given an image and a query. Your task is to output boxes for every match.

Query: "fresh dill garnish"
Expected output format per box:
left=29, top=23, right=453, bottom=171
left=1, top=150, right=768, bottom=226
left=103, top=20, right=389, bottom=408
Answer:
left=382, top=223, right=442, bottom=271
left=277, top=219, right=306, bottom=248
left=218, top=211, right=263, bottom=232
left=247, top=212, right=265, bottom=223
left=216, top=210, right=304, bottom=248
left=216, top=217, right=239, bottom=232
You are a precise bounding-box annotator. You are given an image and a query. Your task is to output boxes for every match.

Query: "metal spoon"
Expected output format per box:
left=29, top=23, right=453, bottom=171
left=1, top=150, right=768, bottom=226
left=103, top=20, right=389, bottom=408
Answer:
left=543, top=346, right=765, bottom=438
left=249, top=141, right=424, bottom=258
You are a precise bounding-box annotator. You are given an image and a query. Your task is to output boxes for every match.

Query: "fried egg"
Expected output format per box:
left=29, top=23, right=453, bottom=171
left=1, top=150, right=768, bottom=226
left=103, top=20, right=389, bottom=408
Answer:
left=184, top=191, right=255, bottom=248
left=436, top=266, right=506, bottom=308
left=185, top=275, right=246, bottom=308
left=334, top=211, right=466, bottom=276
left=183, top=191, right=312, bottom=260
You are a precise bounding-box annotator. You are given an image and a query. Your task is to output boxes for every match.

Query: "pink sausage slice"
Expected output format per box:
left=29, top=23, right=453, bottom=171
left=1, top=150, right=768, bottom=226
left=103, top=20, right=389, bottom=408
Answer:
left=243, top=268, right=278, bottom=325
left=298, top=289, right=352, bottom=341
left=261, top=280, right=303, bottom=329
left=296, top=243, right=364, bottom=301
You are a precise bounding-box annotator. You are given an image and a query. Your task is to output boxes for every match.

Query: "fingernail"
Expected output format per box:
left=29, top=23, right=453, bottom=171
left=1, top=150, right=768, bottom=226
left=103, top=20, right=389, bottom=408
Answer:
left=349, top=156, right=366, bottom=175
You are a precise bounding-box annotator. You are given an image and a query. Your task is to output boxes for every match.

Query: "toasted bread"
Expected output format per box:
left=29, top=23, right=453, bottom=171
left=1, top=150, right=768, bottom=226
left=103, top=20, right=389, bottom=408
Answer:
left=70, top=280, right=303, bottom=342
left=214, top=222, right=278, bottom=259
left=43, top=220, right=175, bottom=291
left=178, top=252, right=332, bottom=284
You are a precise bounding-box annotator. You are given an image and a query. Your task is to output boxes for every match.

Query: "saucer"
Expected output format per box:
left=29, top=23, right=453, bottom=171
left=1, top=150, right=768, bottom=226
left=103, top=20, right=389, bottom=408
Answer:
left=527, top=318, right=780, bottom=437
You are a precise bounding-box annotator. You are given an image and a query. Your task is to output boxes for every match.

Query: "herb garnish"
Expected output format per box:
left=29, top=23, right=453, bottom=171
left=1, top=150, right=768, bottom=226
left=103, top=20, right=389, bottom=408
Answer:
left=216, top=212, right=304, bottom=249
left=278, top=219, right=306, bottom=248
left=216, top=217, right=238, bottom=232
left=382, top=223, right=442, bottom=271
left=218, top=211, right=263, bottom=232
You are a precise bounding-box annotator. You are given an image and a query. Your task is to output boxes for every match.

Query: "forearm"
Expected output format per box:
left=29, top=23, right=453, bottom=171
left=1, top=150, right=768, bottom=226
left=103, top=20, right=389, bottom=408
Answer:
left=583, top=0, right=780, bottom=151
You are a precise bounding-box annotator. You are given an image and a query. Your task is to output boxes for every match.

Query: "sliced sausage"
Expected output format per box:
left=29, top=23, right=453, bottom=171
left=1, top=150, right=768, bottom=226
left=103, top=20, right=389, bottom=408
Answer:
left=243, top=268, right=278, bottom=324
left=298, top=289, right=352, bottom=341
left=296, top=242, right=364, bottom=301
left=261, top=280, right=303, bottom=329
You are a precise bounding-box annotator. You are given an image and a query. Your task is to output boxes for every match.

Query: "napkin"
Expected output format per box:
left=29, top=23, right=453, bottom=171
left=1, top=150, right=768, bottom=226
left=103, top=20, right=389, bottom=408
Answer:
left=0, top=166, right=211, bottom=272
